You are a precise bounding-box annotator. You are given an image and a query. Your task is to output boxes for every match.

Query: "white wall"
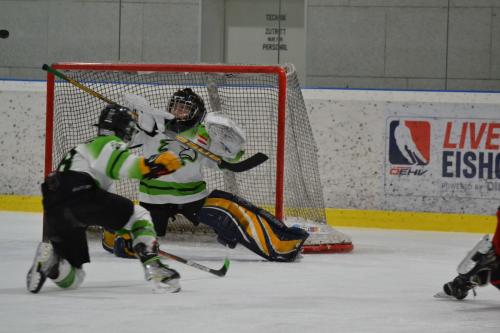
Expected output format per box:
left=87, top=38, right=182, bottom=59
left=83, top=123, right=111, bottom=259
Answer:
left=304, top=89, right=500, bottom=215
left=1, top=81, right=499, bottom=215
left=0, top=81, right=46, bottom=195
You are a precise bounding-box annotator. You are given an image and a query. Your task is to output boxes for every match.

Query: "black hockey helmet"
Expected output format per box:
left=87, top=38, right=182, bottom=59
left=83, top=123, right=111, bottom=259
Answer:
left=97, top=104, right=137, bottom=142
left=165, top=88, right=206, bottom=133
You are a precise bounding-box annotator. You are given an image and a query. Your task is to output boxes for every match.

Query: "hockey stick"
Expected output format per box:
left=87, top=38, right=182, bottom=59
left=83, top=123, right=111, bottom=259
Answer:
left=42, top=64, right=268, bottom=172
left=158, top=249, right=230, bottom=277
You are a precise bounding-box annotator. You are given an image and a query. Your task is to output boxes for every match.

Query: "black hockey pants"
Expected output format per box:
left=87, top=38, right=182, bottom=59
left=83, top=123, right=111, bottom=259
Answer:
left=42, top=171, right=134, bottom=267
left=139, top=199, right=205, bottom=236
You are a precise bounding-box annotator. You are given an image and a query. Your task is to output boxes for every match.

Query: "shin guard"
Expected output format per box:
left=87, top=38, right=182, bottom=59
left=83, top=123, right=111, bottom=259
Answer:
left=52, top=259, right=85, bottom=289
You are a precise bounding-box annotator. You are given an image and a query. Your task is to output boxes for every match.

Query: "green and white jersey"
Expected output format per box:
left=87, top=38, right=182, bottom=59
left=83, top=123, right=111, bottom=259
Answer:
left=57, top=135, right=143, bottom=192
left=133, top=124, right=218, bottom=204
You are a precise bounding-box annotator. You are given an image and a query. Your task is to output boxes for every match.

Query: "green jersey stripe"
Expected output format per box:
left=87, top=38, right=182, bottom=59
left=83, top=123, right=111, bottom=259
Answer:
left=139, top=181, right=206, bottom=196
left=87, top=135, right=119, bottom=158
left=106, top=149, right=130, bottom=179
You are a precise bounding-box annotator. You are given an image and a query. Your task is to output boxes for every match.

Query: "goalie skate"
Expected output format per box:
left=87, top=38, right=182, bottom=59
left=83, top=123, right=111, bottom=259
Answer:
left=26, top=242, right=58, bottom=293
left=143, top=259, right=181, bottom=293
left=285, top=218, right=353, bottom=253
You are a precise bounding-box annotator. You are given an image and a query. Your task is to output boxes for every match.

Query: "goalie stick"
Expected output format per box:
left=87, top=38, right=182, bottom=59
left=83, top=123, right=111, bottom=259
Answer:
left=42, top=64, right=268, bottom=173
left=158, top=249, right=230, bottom=277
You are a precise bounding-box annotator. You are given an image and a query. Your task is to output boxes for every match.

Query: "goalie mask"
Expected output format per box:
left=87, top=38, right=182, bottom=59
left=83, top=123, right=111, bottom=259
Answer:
left=97, top=104, right=137, bottom=142
left=165, top=88, right=206, bottom=133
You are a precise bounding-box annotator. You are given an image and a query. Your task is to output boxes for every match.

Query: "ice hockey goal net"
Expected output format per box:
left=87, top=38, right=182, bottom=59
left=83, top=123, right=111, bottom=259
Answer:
left=44, top=62, right=352, bottom=253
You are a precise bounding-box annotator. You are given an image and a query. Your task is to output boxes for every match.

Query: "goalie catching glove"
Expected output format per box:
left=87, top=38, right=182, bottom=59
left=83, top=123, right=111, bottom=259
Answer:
left=139, top=151, right=184, bottom=179
left=205, top=112, right=246, bottom=160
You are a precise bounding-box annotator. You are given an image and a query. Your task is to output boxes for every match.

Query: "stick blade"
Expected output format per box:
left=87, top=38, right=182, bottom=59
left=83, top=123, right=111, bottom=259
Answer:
left=220, top=152, right=268, bottom=172
left=213, top=258, right=230, bottom=277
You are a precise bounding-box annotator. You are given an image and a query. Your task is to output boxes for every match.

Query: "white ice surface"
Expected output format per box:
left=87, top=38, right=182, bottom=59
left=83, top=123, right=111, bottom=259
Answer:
left=0, top=211, right=499, bottom=333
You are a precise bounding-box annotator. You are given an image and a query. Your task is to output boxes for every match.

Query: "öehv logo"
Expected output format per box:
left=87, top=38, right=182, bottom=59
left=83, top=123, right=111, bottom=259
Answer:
left=388, top=120, right=430, bottom=176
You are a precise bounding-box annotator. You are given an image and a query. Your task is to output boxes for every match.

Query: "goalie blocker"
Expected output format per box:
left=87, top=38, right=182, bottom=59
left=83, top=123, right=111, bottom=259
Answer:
left=199, top=190, right=309, bottom=262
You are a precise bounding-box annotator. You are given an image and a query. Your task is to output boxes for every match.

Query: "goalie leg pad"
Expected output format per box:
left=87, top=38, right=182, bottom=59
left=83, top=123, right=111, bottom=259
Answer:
left=114, top=229, right=136, bottom=259
left=101, top=228, right=136, bottom=259
left=102, top=228, right=115, bottom=254
left=198, top=190, right=309, bottom=262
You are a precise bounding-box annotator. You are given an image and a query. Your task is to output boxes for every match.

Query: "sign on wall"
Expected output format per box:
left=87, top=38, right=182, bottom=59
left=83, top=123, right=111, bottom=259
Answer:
left=224, top=0, right=305, bottom=83
left=385, top=103, right=500, bottom=200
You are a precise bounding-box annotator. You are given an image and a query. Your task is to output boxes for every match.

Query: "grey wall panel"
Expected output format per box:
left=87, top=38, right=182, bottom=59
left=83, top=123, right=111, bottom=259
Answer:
left=350, top=0, right=448, bottom=6
left=0, top=1, right=49, bottom=67
left=451, top=0, right=500, bottom=7
left=120, top=1, right=201, bottom=62
left=139, top=2, right=199, bottom=62
left=305, top=1, right=500, bottom=90
left=2, top=68, right=48, bottom=80
left=122, top=0, right=198, bottom=3
left=308, top=0, right=349, bottom=6
left=201, top=0, right=225, bottom=63
left=492, top=7, right=500, bottom=78
left=446, top=79, right=500, bottom=91
left=120, top=3, right=144, bottom=61
left=385, top=7, right=447, bottom=77
left=47, top=1, right=120, bottom=62
left=447, top=8, right=492, bottom=78
left=1, top=0, right=500, bottom=91
left=307, top=7, right=386, bottom=77
left=407, top=78, right=446, bottom=90
left=307, top=76, right=407, bottom=89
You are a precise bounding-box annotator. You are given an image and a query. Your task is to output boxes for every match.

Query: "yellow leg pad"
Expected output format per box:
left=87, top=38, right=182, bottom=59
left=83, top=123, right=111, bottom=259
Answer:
left=204, top=198, right=301, bottom=256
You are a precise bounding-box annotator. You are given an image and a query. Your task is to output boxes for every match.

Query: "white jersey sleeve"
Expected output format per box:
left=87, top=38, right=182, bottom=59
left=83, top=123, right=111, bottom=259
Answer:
left=64, top=136, right=144, bottom=191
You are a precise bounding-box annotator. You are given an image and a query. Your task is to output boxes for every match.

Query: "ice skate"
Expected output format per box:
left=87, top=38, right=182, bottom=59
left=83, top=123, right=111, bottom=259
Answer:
left=143, top=258, right=181, bottom=293
left=134, top=242, right=181, bottom=293
left=441, top=235, right=498, bottom=300
left=442, top=275, right=475, bottom=300
left=26, top=242, right=59, bottom=293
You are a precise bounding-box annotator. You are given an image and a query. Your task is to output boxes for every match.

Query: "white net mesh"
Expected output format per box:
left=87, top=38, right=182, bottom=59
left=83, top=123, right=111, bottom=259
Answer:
left=47, top=63, right=352, bottom=252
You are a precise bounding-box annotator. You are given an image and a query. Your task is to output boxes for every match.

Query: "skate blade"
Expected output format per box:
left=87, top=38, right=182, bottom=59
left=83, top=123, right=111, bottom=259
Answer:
left=27, top=243, right=53, bottom=294
left=150, top=278, right=181, bottom=294
left=433, top=291, right=455, bottom=299
left=26, top=263, right=45, bottom=293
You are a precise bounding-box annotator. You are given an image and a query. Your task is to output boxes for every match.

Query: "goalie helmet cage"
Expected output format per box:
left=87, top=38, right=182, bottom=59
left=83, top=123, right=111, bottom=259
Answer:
left=45, top=62, right=352, bottom=253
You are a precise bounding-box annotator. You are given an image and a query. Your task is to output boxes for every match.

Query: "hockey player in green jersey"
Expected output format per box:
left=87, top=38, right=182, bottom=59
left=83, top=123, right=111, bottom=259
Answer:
left=27, top=104, right=184, bottom=294
left=103, top=89, right=308, bottom=262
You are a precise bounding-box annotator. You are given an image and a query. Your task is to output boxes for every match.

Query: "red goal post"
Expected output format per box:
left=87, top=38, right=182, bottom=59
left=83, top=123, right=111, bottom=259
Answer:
left=44, top=62, right=352, bottom=253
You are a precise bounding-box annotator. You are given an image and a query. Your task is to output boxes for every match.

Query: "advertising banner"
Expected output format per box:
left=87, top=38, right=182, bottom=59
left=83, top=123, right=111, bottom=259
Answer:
left=385, top=103, right=500, bottom=200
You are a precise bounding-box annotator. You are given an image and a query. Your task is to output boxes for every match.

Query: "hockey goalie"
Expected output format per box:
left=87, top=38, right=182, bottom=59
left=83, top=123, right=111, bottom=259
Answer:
left=102, top=90, right=309, bottom=262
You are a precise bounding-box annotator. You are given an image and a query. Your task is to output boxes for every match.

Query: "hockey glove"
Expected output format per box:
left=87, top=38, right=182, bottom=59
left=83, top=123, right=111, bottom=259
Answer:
left=139, top=151, right=183, bottom=179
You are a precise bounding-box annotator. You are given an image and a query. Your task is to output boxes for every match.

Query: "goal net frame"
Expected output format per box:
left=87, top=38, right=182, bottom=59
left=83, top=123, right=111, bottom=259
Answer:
left=44, top=62, right=353, bottom=253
